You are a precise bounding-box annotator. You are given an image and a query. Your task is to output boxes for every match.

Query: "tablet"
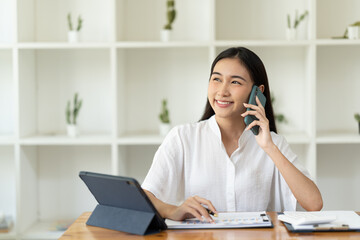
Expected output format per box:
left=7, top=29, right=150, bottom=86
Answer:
left=79, top=171, right=167, bottom=235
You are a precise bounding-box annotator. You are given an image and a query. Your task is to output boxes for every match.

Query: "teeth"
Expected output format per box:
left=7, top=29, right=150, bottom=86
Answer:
left=217, top=100, right=231, bottom=104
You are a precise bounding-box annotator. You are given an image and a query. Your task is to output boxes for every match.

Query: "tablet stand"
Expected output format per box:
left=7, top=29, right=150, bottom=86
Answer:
left=87, top=204, right=163, bottom=235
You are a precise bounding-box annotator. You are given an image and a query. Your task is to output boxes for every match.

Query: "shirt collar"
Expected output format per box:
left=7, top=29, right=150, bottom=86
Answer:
left=208, top=115, right=252, bottom=146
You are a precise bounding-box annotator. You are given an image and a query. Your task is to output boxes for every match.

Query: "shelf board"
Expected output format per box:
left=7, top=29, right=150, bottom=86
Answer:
left=17, top=42, right=111, bottom=49
left=115, top=41, right=210, bottom=48
left=118, top=133, right=164, bottom=145
left=0, top=135, right=16, bottom=145
left=215, top=40, right=311, bottom=47
left=20, top=134, right=112, bottom=145
left=22, top=221, right=66, bottom=240
left=281, top=132, right=311, bottom=144
left=316, top=38, right=360, bottom=46
left=0, top=43, right=13, bottom=49
left=316, top=131, right=360, bottom=144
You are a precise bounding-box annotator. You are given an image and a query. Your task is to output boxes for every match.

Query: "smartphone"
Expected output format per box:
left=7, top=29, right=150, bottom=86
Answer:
left=244, top=85, right=267, bottom=135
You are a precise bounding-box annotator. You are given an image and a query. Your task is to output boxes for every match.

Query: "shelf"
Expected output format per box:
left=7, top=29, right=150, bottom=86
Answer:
left=216, top=0, right=310, bottom=41
left=17, top=42, right=111, bottom=49
left=116, top=0, right=211, bottom=42
left=316, top=0, right=360, bottom=39
left=215, top=40, right=311, bottom=47
left=316, top=39, right=360, bottom=46
left=17, top=0, right=113, bottom=43
left=20, top=134, right=112, bottom=145
left=282, top=132, right=311, bottom=144
left=117, top=48, right=209, bottom=135
left=316, top=45, right=360, bottom=134
left=0, top=136, right=16, bottom=145
left=18, top=48, right=112, bottom=138
left=316, top=131, right=360, bottom=144
left=0, top=44, right=13, bottom=49
left=115, top=41, right=210, bottom=48
left=118, top=133, right=164, bottom=145
left=317, top=144, right=360, bottom=210
left=0, top=50, right=14, bottom=136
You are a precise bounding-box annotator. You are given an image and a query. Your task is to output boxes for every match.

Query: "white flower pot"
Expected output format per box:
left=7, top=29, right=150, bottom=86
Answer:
left=347, top=26, right=359, bottom=40
left=286, top=28, right=297, bottom=40
left=159, top=123, right=171, bottom=136
left=160, top=29, right=171, bottom=42
left=67, top=124, right=79, bottom=137
left=68, top=31, right=79, bottom=43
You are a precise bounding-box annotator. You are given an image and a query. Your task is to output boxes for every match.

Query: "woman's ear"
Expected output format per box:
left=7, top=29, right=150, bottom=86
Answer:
left=259, top=85, right=265, bottom=93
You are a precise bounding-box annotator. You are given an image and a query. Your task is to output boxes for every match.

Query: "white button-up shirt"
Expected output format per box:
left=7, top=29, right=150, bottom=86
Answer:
left=142, top=116, right=311, bottom=212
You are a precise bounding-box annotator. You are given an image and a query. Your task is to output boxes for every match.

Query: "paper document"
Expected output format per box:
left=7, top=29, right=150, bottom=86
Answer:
left=280, top=211, right=360, bottom=232
left=166, top=211, right=272, bottom=229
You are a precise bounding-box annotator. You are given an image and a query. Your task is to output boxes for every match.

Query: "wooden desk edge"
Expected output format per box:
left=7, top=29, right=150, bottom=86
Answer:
left=59, top=212, right=360, bottom=240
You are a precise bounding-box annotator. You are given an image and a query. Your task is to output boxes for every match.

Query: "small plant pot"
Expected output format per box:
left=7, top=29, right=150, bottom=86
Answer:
left=68, top=31, right=79, bottom=43
left=286, top=28, right=297, bottom=40
left=347, top=26, right=359, bottom=40
left=67, top=124, right=79, bottom=137
left=159, top=123, right=171, bottom=136
left=160, top=29, right=171, bottom=42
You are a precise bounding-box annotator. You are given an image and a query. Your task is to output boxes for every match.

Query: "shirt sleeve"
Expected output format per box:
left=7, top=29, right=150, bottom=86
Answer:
left=273, top=134, right=313, bottom=211
left=141, top=126, right=185, bottom=205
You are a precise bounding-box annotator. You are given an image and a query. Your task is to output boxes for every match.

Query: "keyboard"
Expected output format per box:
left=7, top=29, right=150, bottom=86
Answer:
left=278, top=211, right=336, bottom=226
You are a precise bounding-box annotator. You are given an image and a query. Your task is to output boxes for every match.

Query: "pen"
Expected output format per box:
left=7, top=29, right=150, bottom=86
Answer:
left=206, top=208, right=218, bottom=217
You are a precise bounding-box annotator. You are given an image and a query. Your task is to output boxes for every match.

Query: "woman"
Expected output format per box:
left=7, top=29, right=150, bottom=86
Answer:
left=142, top=47, right=323, bottom=223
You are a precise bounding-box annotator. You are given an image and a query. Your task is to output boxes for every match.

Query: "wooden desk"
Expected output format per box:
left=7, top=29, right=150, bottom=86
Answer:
left=59, top=212, right=360, bottom=240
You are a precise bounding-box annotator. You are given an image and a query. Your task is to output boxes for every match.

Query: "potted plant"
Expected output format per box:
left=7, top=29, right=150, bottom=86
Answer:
left=159, top=99, right=171, bottom=136
left=286, top=10, right=308, bottom=40
left=347, top=22, right=360, bottom=40
left=355, top=113, right=360, bottom=134
left=271, top=94, right=288, bottom=132
left=66, top=93, right=83, bottom=137
left=67, top=13, right=83, bottom=43
left=161, top=0, right=176, bottom=42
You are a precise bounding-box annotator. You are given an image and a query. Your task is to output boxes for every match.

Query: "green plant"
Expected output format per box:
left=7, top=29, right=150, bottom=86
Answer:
left=331, top=21, right=360, bottom=39
left=163, top=0, right=176, bottom=30
left=355, top=113, right=360, bottom=122
left=287, top=10, right=308, bottom=29
left=66, top=93, right=83, bottom=125
left=271, top=94, right=288, bottom=124
left=159, top=99, right=170, bottom=123
left=67, top=13, right=83, bottom=31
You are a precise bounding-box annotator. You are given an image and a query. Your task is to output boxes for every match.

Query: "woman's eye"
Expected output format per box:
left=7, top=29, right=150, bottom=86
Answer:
left=213, top=78, right=221, bottom=82
left=232, top=81, right=241, bottom=85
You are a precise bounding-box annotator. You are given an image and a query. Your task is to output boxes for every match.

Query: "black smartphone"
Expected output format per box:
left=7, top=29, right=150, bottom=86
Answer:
left=244, top=85, right=267, bottom=135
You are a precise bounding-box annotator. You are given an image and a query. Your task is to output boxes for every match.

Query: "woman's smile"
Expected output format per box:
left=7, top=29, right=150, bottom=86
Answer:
left=215, top=99, right=234, bottom=108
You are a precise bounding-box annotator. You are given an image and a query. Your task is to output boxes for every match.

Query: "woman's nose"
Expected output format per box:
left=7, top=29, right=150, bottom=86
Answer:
left=217, top=82, right=230, bottom=96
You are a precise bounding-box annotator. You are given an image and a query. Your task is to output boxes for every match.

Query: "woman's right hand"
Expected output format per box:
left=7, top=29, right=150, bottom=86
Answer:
left=167, top=196, right=217, bottom=223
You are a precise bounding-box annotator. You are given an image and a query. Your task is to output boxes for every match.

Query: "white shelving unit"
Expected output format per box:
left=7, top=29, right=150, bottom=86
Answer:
left=0, top=0, right=359, bottom=239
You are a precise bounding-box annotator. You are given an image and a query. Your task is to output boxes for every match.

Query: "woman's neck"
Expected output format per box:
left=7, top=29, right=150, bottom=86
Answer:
left=215, top=115, right=246, bottom=142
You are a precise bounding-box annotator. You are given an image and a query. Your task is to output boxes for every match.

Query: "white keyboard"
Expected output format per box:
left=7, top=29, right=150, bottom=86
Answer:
left=278, top=212, right=336, bottom=226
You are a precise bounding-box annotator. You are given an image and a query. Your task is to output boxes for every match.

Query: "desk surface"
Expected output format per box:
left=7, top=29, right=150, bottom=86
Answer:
left=59, top=212, right=360, bottom=240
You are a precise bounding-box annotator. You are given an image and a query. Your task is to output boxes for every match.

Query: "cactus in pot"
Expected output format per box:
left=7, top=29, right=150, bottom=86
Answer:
left=66, top=93, right=82, bottom=137
left=159, top=99, right=171, bottom=136
left=161, top=0, right=176, bottom=41
left=67, top=13, right=83, bottom=42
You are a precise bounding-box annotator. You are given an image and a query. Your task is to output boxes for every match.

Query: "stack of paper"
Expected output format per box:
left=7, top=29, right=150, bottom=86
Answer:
left=166, top=211, right=272, bottom=229
left=279, top=211, right=360, bottom=232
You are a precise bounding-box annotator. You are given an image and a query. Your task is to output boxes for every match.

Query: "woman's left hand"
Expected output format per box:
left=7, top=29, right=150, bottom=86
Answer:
left=241, top=96, right=274, bottom=150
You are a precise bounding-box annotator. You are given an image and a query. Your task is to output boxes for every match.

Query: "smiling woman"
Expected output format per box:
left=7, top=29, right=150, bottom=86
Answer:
left=142, top=47, right=323, bottom=224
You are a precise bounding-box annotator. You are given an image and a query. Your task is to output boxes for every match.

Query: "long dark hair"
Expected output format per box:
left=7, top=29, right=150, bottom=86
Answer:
left=200, top=47, right=277, bottom=133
